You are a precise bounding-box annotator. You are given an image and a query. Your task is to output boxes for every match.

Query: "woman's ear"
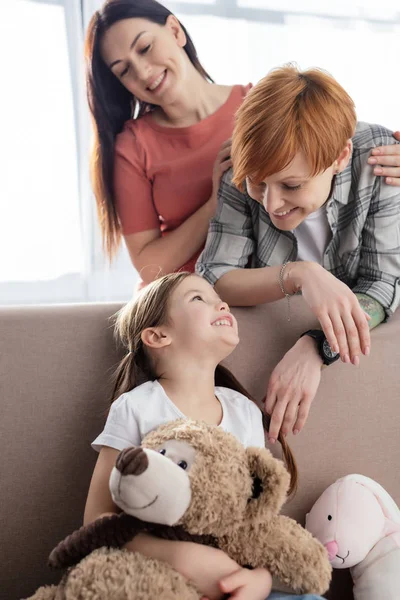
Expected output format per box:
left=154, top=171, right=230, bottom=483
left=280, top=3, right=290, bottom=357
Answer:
left=165, top=14, right=187, bottom=48
left=141, top=327, right=171, bottom=350
left=335, top=139, right=353, bottom=173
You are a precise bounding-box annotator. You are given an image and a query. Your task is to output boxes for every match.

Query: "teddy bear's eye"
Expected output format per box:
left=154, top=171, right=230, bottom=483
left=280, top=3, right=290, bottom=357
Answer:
left=159, top=449, right=166, bottom=455
left=178, top=460, right=188, bottom=470
left=328, top=515, right=332, bottom=521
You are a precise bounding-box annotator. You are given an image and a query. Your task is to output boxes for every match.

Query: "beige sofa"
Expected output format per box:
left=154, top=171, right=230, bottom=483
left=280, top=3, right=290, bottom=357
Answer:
left=1, top=296, right=399, bottom=600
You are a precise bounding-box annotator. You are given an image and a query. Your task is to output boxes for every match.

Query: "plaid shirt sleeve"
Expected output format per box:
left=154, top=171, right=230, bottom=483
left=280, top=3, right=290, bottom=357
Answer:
left=353, top=126, right=400, bottom=316
left=352, top=173, right=400, bottom=316
left=196, top=170, right=255, bottom=285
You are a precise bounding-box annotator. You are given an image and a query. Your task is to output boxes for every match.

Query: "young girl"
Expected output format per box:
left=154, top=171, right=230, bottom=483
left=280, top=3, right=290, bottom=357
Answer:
left=84, top=271, right=322, bottom=600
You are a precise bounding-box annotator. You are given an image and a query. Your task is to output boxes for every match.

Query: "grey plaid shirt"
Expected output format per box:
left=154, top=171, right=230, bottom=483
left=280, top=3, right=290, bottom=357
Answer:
left=196, top=122, right=400, bottom=316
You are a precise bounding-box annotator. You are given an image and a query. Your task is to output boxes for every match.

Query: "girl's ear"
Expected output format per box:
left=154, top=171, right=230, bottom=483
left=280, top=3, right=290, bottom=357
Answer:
left=165, top=14, right=186, bottom=48
left=141, top=327, right=172, bottom=350
left=336, top=139, right=353, bottom=173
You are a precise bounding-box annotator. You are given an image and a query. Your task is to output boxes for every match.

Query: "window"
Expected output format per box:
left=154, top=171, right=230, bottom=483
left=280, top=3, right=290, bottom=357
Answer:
left=2, top=0, right=400, bottom=304
left=1, top=0, right=83, bottom=302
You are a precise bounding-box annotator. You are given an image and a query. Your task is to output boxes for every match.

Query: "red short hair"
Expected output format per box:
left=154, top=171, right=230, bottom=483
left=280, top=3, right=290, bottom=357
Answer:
left=232, top=65, right=357, bottom=190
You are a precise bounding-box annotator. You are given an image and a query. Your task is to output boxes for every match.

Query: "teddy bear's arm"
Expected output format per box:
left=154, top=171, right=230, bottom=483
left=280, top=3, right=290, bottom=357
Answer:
left=224, top=516, right=331, bottom=595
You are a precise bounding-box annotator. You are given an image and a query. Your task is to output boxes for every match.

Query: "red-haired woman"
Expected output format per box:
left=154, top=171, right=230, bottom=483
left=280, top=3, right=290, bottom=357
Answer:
left=197, top=66, right=400, bottom=441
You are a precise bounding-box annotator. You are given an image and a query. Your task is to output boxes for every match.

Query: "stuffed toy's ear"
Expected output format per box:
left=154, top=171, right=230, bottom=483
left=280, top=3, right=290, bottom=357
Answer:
left=245, top=446, right=290, bottom=520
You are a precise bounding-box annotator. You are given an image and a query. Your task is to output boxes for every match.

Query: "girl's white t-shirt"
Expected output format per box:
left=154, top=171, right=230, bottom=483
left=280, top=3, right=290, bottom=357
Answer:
left=92, top=379, right=265, bottom=451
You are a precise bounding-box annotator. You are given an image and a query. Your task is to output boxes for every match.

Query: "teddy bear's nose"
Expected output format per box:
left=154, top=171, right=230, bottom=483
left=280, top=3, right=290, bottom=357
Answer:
left=116, top=447, right=149, bottom=476
left=324, top=541, right=339, bottom=560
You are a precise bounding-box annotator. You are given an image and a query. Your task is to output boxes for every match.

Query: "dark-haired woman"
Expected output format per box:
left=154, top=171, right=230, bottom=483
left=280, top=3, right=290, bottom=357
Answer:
left=85, top=0, right=400, bottom=286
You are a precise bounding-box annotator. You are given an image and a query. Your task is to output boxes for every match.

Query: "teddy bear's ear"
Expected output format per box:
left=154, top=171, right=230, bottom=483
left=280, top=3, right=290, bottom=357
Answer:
left=245, top=447, right=290, bottom=518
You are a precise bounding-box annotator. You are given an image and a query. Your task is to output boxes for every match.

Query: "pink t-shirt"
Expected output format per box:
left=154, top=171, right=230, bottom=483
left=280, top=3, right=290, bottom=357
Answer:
left=114, top=84, right=251, bottom=273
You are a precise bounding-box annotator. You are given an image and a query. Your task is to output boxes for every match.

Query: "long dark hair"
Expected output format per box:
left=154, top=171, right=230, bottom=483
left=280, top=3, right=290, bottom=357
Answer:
left=84, top=0, right=213, bottom=260
left=110, top=272, right=298, bottom=495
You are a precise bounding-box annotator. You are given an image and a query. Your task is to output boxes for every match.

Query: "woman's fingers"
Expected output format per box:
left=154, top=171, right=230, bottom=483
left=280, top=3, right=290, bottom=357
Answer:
left=370, top=144, right=400, bottom=158
left=373, top=166, right=400, bottom=179
left=218, top=139, right=232, bottom=157
left=220, top=137, right=232, bottom=148
left=318, top=312, right=340, bottom=355
left=280, top=396, right=300, bottom=437
left=340, top=310, right=364, bottom=364
left=293, top=394, right=312, bottom=435
left=268, top=389, right=293, bottom=442
left=352, top=307, right=371, bottom=356
left=320, top=303, right=370, bottom=363
left=385, top=177, right=400, bottom=186
left=265, top=379, right=277, bottom=415
left=220, top=158, right=233, bottom=173
left=368, top=144, right=400, bottom=182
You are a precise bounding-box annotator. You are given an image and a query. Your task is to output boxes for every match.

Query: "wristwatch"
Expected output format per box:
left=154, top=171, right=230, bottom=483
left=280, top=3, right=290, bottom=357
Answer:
left=300, top=329, right=340, bottom=366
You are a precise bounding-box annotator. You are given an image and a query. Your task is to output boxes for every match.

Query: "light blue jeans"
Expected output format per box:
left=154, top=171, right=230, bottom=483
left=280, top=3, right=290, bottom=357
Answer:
left=268, top=594, right=324, bottom=600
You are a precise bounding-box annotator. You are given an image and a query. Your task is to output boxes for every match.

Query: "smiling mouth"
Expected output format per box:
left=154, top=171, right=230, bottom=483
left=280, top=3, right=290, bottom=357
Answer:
left=272, top=207, right=298, bottom=218
left=212, top=319, right=232, bottom=327
left=118, top=495, right=159, bottom=512
left=336, top=550, right=350, bottom=564
left=147, top=70, right=166, bottom=92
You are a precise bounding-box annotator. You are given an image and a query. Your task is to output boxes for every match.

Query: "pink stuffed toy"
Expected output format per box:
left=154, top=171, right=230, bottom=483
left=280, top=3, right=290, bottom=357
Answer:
left=306, top=474, right=400, bottom=600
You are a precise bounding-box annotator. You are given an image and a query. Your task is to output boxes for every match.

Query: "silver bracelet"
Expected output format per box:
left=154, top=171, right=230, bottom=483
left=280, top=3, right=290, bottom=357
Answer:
left=279, top=261, right=293, bottom=322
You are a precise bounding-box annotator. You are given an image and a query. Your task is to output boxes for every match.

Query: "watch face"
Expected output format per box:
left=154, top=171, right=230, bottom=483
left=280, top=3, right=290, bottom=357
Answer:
left=323, top=338, right=339, bottom=359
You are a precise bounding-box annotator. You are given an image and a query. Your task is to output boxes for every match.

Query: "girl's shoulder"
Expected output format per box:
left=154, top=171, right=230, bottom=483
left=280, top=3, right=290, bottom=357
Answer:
left=112, top=380, right=161, bottom=411
left=215, top=386, right=261, bottom=415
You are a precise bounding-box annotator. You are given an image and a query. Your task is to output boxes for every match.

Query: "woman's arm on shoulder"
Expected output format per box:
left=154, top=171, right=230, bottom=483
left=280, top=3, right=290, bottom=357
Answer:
left=123, top=197, right=216, bottom=283
left=83, top=446, right=120, bottom=525
left=368, top=130, right=400, bottom=186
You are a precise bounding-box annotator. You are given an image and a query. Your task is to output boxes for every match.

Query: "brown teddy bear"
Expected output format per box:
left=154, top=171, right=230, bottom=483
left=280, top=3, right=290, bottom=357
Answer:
left=27, top=420, right=331, bottom=600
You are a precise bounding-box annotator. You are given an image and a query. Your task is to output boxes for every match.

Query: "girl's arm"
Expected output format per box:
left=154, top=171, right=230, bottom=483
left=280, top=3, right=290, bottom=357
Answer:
left=125, top=534, right=245, bottom=600
left=84, top=446, right=121, bottom=525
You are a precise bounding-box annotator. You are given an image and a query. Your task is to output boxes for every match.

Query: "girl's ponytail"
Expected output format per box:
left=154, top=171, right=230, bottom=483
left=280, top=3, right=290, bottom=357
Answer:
left=215, top=364, right=298, bottom=496
left=109, top=272, right=192, bottom=406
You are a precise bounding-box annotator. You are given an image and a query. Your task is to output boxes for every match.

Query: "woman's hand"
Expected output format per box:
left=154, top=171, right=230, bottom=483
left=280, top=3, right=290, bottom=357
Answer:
left=208, top=139, right=232, bottom=213
left=368, top=131, right=400, bottom=186
left=202, top=567, right=273, bottom=600
left=287, top=262, right=371, bottom=364
left=265, top=336, right=323, bottom=442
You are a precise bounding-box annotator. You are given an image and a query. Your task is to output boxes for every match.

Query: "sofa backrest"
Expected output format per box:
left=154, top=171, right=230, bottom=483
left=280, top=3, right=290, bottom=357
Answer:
left=1, top=297, right=399, bottom=600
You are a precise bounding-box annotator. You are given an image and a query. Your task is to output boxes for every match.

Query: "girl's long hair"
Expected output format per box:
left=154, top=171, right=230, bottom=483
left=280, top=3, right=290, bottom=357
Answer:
left=110, top=272, right=298, bottom=495
left=84, top=0, right=213, bottom=260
